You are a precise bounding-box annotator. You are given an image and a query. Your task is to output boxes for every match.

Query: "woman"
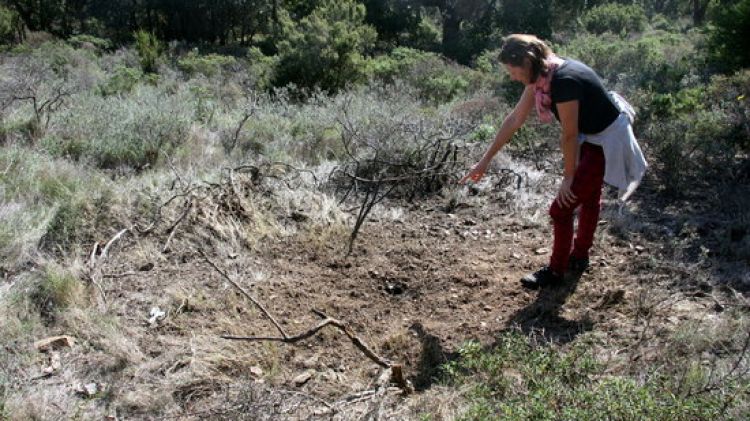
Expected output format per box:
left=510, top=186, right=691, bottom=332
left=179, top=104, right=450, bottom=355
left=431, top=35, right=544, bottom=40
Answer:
left=460, top=34, right=647, bottom=288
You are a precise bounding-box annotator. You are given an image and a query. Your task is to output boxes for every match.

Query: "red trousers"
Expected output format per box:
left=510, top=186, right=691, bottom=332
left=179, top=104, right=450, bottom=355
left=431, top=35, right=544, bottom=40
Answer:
left=549, top=142, right=605, bottom=275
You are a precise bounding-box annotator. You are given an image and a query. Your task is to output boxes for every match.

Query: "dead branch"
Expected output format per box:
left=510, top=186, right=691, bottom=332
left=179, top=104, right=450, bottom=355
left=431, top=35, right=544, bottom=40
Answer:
left=136, top=184, right=201, bottom=235
left=227, top=168, right=251, bottom=215
left=100, top=228, right=130, bottom=261
left=201, top=251, right=287, bottom=338
left=84, top=227, right=129, bottom=312
left=226, top=94, right=258, bottom=153
left=1, top=156, right=15, bottom=176
left=203, top=254, right=413, bottom=394
left=88, top=242, right=100, bottom=268
left=222, top=311, right=391, bottom=369
left=163, top=199, right=193, bottom=253
left=102, top=272, right=137, bottom=279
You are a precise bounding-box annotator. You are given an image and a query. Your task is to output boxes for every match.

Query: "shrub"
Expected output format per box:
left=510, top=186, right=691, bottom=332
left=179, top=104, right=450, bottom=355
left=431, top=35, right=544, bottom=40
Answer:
left=29, top=264, right=85, bottom=319
left=402, top=15, right=441, bottom=51
left=67, top=34, right=112, bottom=52
left=0, top=146, right=108, bottom=265
left=708, top=0, right=750, bottom=71
left=641, top=70, right=750, bottom=192
left=98, top=65, right=143, bottom=96
left=368, top=47, right=482, bottom=103
left=50, top=84, right=193, bottom=170
left=134, top=30, right=162, bottom=74
left=177, top=51, right=237, bottom=77
left=581, top=3, right=647, bottom=35
left=444, top=332, right=746, bottom=420
left=560, top=32, right=698, bottom=92
left=0, top=5, right=22, bottom=45
left=643, top=107, right=736, bottom=193
left=245, top=47, right=277, bottom=90
left=274, top=0, right=377, bottom=92
left=0, top=202, right=55, bottom=270
left=704, top=70, right=750, bottom=153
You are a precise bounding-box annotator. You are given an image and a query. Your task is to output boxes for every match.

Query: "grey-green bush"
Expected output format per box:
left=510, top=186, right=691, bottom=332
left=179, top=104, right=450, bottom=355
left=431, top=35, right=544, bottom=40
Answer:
left=581, top=3, right=647, bottom=35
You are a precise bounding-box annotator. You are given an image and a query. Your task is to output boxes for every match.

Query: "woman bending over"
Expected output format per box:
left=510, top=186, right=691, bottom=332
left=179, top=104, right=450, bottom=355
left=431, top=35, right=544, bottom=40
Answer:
left=461, top=34, right=647, bottom=288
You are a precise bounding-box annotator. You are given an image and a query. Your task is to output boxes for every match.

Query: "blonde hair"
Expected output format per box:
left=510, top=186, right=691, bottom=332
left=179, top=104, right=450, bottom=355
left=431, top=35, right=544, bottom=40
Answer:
left=499, top=34, right=553, bottom=83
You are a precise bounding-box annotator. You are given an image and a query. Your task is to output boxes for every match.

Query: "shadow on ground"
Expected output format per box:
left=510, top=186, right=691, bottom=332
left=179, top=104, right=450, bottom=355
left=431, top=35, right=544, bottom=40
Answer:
left=504, top=273, right=593, bottom=343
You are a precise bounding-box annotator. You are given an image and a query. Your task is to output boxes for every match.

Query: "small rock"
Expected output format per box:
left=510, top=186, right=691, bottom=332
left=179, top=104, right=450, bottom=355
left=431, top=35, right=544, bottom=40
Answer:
left=512, top=252, right=522, bottom=260
left=483, top=305, right=492, bottom=312
left=534, top=247, right=549, bottom=255
left=313, top=407, right=331, bottom=416
left=593, top=289, right=625, bottom=309
left=34, top=335, right=75, bottom=352
left=249, top=366, right=264, bottom=378
left=42, top=351, right=62, bottom=374
left=75, top=382, right=99, bottom=397
left=302, top=356, right=319, bottom=369
left=290, top=211, right=309, bottom=222
left=293, top=371, right=313, bottom=387
left=713, top=301, right=725, bottom=313
left=138, top=262, right=154, bottom=272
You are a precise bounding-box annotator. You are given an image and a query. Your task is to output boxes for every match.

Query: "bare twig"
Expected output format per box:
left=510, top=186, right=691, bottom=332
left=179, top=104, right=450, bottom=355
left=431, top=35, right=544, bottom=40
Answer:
left=1, top=156, right=15, bottom=176
left=84, top=227, right=129, bottom=312
left=88, top=242, right=100, bottom=268
left=222, top=312, right=391, bottom=369
left=100, top=228, right=129, bottom=261
left=201, top=251, right=288, bottom=338
left=163, top=199, right=193, bottom=253
left=203, top=255, right=413, bottom=394
left=102, top=272, right=137, bottom=279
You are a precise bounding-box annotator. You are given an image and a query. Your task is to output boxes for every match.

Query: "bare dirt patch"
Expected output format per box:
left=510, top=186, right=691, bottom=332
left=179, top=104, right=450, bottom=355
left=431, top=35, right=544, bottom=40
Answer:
left=5, top=171, right=747, bottom=420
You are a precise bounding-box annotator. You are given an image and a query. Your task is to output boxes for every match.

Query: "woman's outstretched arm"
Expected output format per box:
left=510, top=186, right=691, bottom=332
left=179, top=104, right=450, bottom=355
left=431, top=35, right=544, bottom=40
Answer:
left=460, top=86, right=535, bottom=184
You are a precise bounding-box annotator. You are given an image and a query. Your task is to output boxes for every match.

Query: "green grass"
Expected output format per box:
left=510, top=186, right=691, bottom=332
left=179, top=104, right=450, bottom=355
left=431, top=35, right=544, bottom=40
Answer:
left=443, top=332, right=748, bottom=421
left=0, top=145, right=116, bottom=258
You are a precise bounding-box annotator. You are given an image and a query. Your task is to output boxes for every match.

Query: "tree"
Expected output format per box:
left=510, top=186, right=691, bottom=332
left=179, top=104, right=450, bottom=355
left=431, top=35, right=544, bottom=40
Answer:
left=362, top=0, right=421, bottom=48
left=0, top=4, right=23, bottom=44
left=274, top=0, right=376, bottom=92
left=709, top=0, right=750, bottom=70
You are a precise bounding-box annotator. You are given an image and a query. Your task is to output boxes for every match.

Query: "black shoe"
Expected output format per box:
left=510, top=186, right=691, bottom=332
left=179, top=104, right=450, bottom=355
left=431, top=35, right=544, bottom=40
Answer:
left=521, top=266, right=562, bottom=289
left=566, top=256, right=590, bottom=280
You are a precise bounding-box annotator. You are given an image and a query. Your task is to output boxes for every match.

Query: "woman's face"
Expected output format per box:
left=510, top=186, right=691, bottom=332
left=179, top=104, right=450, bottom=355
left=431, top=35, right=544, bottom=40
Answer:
left=504, top=61, right=531, bottom=85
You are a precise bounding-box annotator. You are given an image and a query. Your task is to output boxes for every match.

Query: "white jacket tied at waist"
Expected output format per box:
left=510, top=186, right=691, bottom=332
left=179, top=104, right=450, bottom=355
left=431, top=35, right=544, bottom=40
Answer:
left=577, top=92, right=647, bottom=201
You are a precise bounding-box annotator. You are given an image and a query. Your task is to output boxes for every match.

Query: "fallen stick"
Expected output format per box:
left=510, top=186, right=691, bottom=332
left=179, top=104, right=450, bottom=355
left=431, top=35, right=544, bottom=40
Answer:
left=222, top=311, right=390, bottom=369
left=100, top=228, right=129, bottom=261
left=202, top=253, right=413, bottom=394
left=201, top=251, right=287, bottom=338
left=86, top=227, right=129, bottom=312
left=163, top=199, right=192, bottom=253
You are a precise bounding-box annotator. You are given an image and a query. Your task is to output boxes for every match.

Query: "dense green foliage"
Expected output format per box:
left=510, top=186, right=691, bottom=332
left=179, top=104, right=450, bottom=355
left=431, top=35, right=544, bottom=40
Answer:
left=708, top=0, right=750, bottom=71
left=133, top=29, right=161, bottom=73
left=274, top=0, right=376, bottom=92
left=581, top=2, right=647, bottom=35
left=0, top=4, right=21, bottom=44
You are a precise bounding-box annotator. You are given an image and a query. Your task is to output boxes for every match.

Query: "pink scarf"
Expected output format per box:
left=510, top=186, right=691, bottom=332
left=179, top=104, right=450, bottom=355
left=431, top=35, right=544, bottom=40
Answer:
left=534, top=55, right=564, bottom=124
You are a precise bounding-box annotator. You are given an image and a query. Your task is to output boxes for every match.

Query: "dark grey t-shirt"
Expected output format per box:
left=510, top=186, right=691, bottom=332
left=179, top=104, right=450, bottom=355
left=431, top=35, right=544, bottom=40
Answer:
left=550, top=59, right=620, bottom=134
